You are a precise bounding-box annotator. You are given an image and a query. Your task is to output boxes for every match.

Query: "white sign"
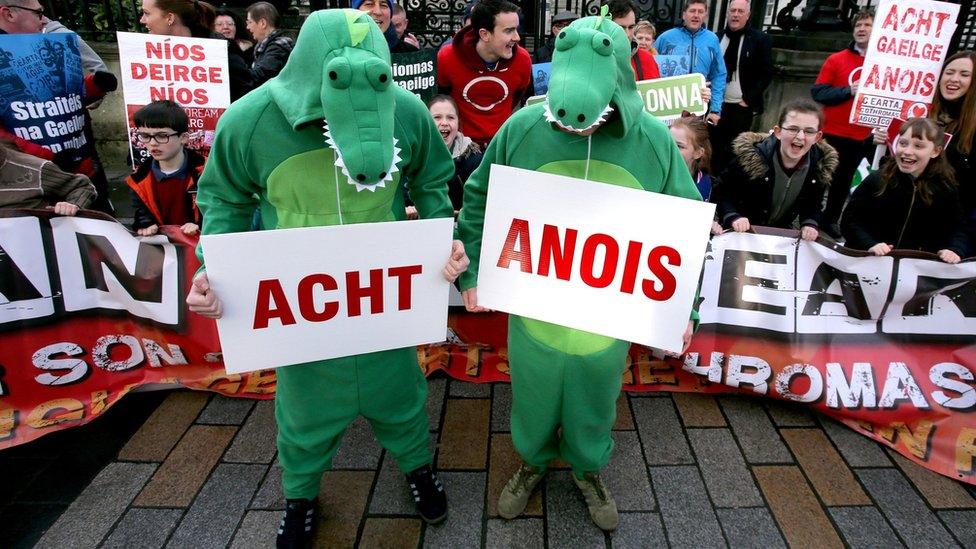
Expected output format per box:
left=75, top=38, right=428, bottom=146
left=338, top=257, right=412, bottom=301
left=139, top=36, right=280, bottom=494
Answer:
left=850, top=0, right=959, bottom=127
left=117, top=32, right=230, bottom=158
left=476, top=165, right=715, bottom=352
left=201, top=219, right=454, bottom=374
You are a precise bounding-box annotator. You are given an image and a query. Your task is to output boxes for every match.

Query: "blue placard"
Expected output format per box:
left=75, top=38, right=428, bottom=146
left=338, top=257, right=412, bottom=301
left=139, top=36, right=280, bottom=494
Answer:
left=654, top=55, right=690, bottom=78
left=532, top=62, right=551, bottom=96
left=0, top=33, right=89, bottom=160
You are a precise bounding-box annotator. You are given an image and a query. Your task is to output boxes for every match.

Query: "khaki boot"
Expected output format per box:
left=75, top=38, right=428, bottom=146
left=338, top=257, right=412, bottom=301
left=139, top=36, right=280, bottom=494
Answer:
left=572, top=472, right=618, bottom=531
left=498, top=463, right=546, bottom=519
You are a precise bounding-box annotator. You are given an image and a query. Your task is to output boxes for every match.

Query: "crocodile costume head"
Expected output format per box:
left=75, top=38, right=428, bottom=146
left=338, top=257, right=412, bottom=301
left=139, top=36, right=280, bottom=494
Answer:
left=267, top=9, right=400, bottom=192
left=544, top=7, right=643, bottom=137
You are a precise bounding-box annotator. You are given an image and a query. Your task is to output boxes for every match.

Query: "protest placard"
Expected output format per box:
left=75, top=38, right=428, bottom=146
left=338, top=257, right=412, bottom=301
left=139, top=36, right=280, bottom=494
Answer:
left=392, top=49, right=437, bottom=103
left=200, top=218, right=454, bottom=374
left=850, top=0, right=959, bottom=127
left=527, top=73, right=707, bottom=123
left=532, top=62, right=552, bottom=95
left=117, top=32, right=230, bottom=161
left=0, top=33, right=89, bottom=160
left=476, top=165, right=714, bottom=352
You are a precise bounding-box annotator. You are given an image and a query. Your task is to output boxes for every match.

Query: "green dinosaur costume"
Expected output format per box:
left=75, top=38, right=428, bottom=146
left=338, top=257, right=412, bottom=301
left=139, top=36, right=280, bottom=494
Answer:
left=196, top=9, right=454, bottom=500
left=457, top=14, right=702, bottom=476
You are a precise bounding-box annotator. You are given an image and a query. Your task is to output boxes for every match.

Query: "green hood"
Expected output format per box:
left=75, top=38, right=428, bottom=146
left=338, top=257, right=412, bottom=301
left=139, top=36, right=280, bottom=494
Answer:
left=544, top=11, right=643, bottom=138
left=266, top=9, right=399, bottom=192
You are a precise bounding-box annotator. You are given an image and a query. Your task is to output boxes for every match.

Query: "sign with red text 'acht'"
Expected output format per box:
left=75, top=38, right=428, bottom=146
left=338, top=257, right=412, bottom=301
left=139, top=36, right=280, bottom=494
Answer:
left=850, top=0, right=959, bottom=127
left=200, top=219, right=454, bottom=374
left=476, top=165, right=715, bottom=353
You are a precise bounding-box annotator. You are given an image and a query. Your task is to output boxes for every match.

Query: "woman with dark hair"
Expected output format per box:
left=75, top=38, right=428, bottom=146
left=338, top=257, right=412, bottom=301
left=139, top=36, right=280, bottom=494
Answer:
left=214, top=8, right=254, bottom=64
left=842, top=117, right=968, bottom=263
left=140, top=0, right=254, bottom=100
left=930, top=50, right=975, bottom=254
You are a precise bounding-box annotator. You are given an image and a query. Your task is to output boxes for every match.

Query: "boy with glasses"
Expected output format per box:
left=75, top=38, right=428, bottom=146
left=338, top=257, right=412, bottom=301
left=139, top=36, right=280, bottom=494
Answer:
left=713, top=98, right=838, bottom=239
left=125, top=100, right=205, bottom=237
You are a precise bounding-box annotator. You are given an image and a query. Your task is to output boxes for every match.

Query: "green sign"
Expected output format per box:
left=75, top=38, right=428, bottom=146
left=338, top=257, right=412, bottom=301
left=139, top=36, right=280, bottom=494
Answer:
left=526, top=73, right=707, bottom=122
left=391, top=49, right=437, bottom=104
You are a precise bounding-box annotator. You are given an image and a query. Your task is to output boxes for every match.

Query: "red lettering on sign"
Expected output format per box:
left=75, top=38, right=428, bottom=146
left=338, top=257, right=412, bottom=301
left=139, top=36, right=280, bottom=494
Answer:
left=494, top=220, right=684, bottom=300
left=580, top=233, right=619, bottom=288
left=253, top=279, right=296, bottom=329
left=644, top=246, right=681, bottom=301
left=497, top=218, right=532, bottom=273
left=297, top=274, right=339, bottom=322
left=388, top=265, right=423, bottom=311
left=538, top=224, right=576, bottom=280
left=346, top=269, right=384, bottom=317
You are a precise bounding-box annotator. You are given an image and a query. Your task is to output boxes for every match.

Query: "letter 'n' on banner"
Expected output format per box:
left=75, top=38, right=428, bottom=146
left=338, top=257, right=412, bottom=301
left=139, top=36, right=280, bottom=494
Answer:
left=476, top=165, right=715, bottom=353
left=200, top=219, right=454, bottom=374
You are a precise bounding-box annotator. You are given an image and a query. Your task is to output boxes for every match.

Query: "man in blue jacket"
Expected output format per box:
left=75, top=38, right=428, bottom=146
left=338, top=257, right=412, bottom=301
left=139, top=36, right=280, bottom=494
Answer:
left=655, top=0, right=727, bottom=124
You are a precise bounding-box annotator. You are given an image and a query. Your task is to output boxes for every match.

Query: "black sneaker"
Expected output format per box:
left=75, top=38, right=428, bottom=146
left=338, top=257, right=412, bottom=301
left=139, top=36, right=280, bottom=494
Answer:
left=406, top=465, right=448, bottom=524
left=276, top=498, right=316, bottom=549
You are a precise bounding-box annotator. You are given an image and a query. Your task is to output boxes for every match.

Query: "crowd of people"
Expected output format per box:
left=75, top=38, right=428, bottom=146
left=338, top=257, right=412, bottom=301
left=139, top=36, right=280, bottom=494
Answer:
left=1, top=0, right=974, bottom=545
left=2, top=0, right=972, bottom=260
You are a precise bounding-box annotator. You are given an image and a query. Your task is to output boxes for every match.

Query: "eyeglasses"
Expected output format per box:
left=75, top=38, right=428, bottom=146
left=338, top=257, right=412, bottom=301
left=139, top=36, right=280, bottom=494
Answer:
left=780, top=126, right=820, bottom=137
left=8, top=4, right=45, bottom=18
left=135, top=132, right=180, bottom=144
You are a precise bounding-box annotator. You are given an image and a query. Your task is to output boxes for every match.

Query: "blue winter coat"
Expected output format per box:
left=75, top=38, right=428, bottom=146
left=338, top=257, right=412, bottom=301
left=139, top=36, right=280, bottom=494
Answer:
left=655, top=26, right=727, bottom=114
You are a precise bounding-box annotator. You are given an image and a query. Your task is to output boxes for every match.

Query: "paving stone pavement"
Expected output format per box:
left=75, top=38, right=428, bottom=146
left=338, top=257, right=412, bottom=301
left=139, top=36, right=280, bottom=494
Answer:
left=12, top=380, right=976, bottom=548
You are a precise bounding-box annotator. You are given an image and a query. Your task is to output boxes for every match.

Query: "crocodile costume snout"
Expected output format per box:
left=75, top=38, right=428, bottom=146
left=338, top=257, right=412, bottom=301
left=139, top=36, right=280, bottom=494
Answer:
left=196, top=9, right=454, bottom=501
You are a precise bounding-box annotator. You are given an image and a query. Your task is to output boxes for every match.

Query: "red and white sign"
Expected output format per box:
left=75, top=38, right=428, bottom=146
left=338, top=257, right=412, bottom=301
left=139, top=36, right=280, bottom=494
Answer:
left=200, top=219, right=455, bottom=374
left=850, top=0, right=959, bottom=127
left=117, top=32, right=231, bottom=159
left=476, top=165, right=715, bottom=353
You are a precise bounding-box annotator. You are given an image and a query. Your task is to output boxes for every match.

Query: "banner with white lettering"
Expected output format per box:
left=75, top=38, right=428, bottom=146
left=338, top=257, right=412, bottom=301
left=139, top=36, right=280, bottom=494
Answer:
left=0, top=33, right=89, bottom=160
left=200, top=219, right=454, bottom=373
left=391, top=49, right=437, bottom=104
left=0, top=210, right=972, bottom=486
left=117, top=32, right=230, bottom=161
left=850, top=0, right=960, bottom=127
left=476, top=165, right=714, bottom=353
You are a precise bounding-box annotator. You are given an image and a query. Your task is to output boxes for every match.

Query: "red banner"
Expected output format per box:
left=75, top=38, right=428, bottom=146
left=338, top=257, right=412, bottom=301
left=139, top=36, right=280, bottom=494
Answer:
left=0, top=211, right=973, bottom=486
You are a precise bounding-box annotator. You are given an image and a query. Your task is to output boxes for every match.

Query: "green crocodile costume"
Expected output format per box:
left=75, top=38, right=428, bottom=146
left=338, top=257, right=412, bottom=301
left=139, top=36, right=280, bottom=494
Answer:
left=457, top=13, right=702, bottom=477
left=196, top=9, right=454, bottom=500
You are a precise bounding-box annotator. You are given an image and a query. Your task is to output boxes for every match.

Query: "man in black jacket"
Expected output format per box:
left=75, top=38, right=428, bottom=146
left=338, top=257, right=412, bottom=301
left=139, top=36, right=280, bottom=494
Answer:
left=533, top=10, right=577, bottom=63
left=246, top=2, right=295, bottom=86
left=714, top=99, right=838, bottom=240
left=711, top=0, right=772, bottom=174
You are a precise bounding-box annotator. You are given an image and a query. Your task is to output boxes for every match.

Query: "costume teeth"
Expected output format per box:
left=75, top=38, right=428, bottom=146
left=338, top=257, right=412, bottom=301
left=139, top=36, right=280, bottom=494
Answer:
left=542, top=100, right=614, bottom=134
left=321, top=121, right=402, bottom=192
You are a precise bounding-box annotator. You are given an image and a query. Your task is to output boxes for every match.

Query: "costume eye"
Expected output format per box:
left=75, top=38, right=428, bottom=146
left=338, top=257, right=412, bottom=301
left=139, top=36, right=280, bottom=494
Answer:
left=364, top=58, right=392, bottom=91
left=556, top=26, right=579, bottom=51
left=325, top=57, right=351, bottom=89
left=592, top=33, right=612, bottom=56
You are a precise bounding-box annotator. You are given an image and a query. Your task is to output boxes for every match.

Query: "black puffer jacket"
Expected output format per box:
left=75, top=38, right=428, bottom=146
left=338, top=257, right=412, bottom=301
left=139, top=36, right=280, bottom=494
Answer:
left=841, top=168, right=969, bottom=256
left=714, top=132, right=839, bottom=229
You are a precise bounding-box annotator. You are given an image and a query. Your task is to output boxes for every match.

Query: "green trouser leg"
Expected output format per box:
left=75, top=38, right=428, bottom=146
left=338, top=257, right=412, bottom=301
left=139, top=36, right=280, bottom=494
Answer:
left=275, top=347, right=432, bottom=500
left=509, top=315, right=630, bottom=476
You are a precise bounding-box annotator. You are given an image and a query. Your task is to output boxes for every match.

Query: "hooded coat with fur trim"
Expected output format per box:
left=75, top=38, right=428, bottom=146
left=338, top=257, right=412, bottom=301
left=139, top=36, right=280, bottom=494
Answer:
left=714, top=131, right=838, bottom=230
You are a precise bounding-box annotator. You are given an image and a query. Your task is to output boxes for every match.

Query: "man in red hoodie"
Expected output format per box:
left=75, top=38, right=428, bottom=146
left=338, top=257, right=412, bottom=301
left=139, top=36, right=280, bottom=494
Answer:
left=811, top=8, right=874, bottom=239
left=437, top=0, right=532, bottom=148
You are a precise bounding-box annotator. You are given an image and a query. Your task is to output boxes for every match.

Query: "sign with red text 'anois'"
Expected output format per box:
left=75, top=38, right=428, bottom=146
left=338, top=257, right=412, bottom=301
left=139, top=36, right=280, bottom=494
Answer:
left=476, top=165, right=714, bottom=353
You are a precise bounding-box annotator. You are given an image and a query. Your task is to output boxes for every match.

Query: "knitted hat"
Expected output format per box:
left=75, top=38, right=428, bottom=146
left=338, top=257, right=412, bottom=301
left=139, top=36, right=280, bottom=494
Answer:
left=350, top=0, right=396, bottom=9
